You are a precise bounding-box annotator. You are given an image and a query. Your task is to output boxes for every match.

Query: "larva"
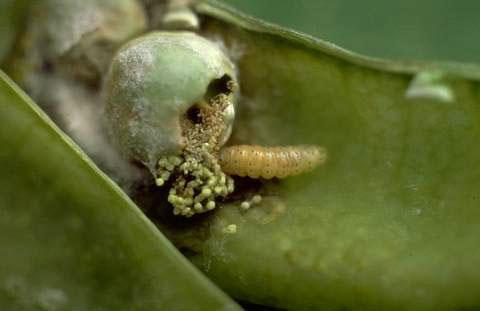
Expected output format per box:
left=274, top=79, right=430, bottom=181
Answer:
left=219, top=145, right=327, bottom=179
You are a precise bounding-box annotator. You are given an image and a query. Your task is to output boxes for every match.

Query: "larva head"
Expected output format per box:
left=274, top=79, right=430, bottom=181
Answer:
left=104, top=31, right=238, bottom=172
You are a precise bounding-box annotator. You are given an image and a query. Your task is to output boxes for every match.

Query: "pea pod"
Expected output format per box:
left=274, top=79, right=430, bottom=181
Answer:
left=3, top=0, right=480, bottom=310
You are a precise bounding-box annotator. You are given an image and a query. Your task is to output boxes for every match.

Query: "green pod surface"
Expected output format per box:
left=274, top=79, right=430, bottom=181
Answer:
left=0, top=71, right=242, bottom=311
left=4, top=1, right=480, bottom=310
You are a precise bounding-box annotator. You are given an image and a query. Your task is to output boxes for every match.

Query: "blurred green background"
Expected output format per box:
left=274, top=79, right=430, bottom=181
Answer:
left=2, top=1, right=480, bottom=65
left=222, top=0, right=480, bottom=64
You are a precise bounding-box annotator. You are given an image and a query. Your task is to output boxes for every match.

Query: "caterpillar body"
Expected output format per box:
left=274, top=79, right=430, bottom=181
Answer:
left=219, top=145, right=327, bottom=179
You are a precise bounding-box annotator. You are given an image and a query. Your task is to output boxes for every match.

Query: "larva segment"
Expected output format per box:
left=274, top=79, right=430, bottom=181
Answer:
left=219, top=145, right=327, bottom=179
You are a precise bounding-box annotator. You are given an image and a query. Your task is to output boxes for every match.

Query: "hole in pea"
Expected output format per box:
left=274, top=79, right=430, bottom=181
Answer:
left=204, top=74, right=233, bottom=101
left=185, top=105, right=202, bottom=124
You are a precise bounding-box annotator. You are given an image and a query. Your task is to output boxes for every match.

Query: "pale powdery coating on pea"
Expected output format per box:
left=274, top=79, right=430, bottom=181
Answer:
left=219, top=145, right=327, bottom=179
left=32, top=0, right=147, bottom=70
left=103, top=31, right=239, bottom=217
left=41, top=0, right=101, bottom=56
left=104, top=31, right=237, bottom=172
